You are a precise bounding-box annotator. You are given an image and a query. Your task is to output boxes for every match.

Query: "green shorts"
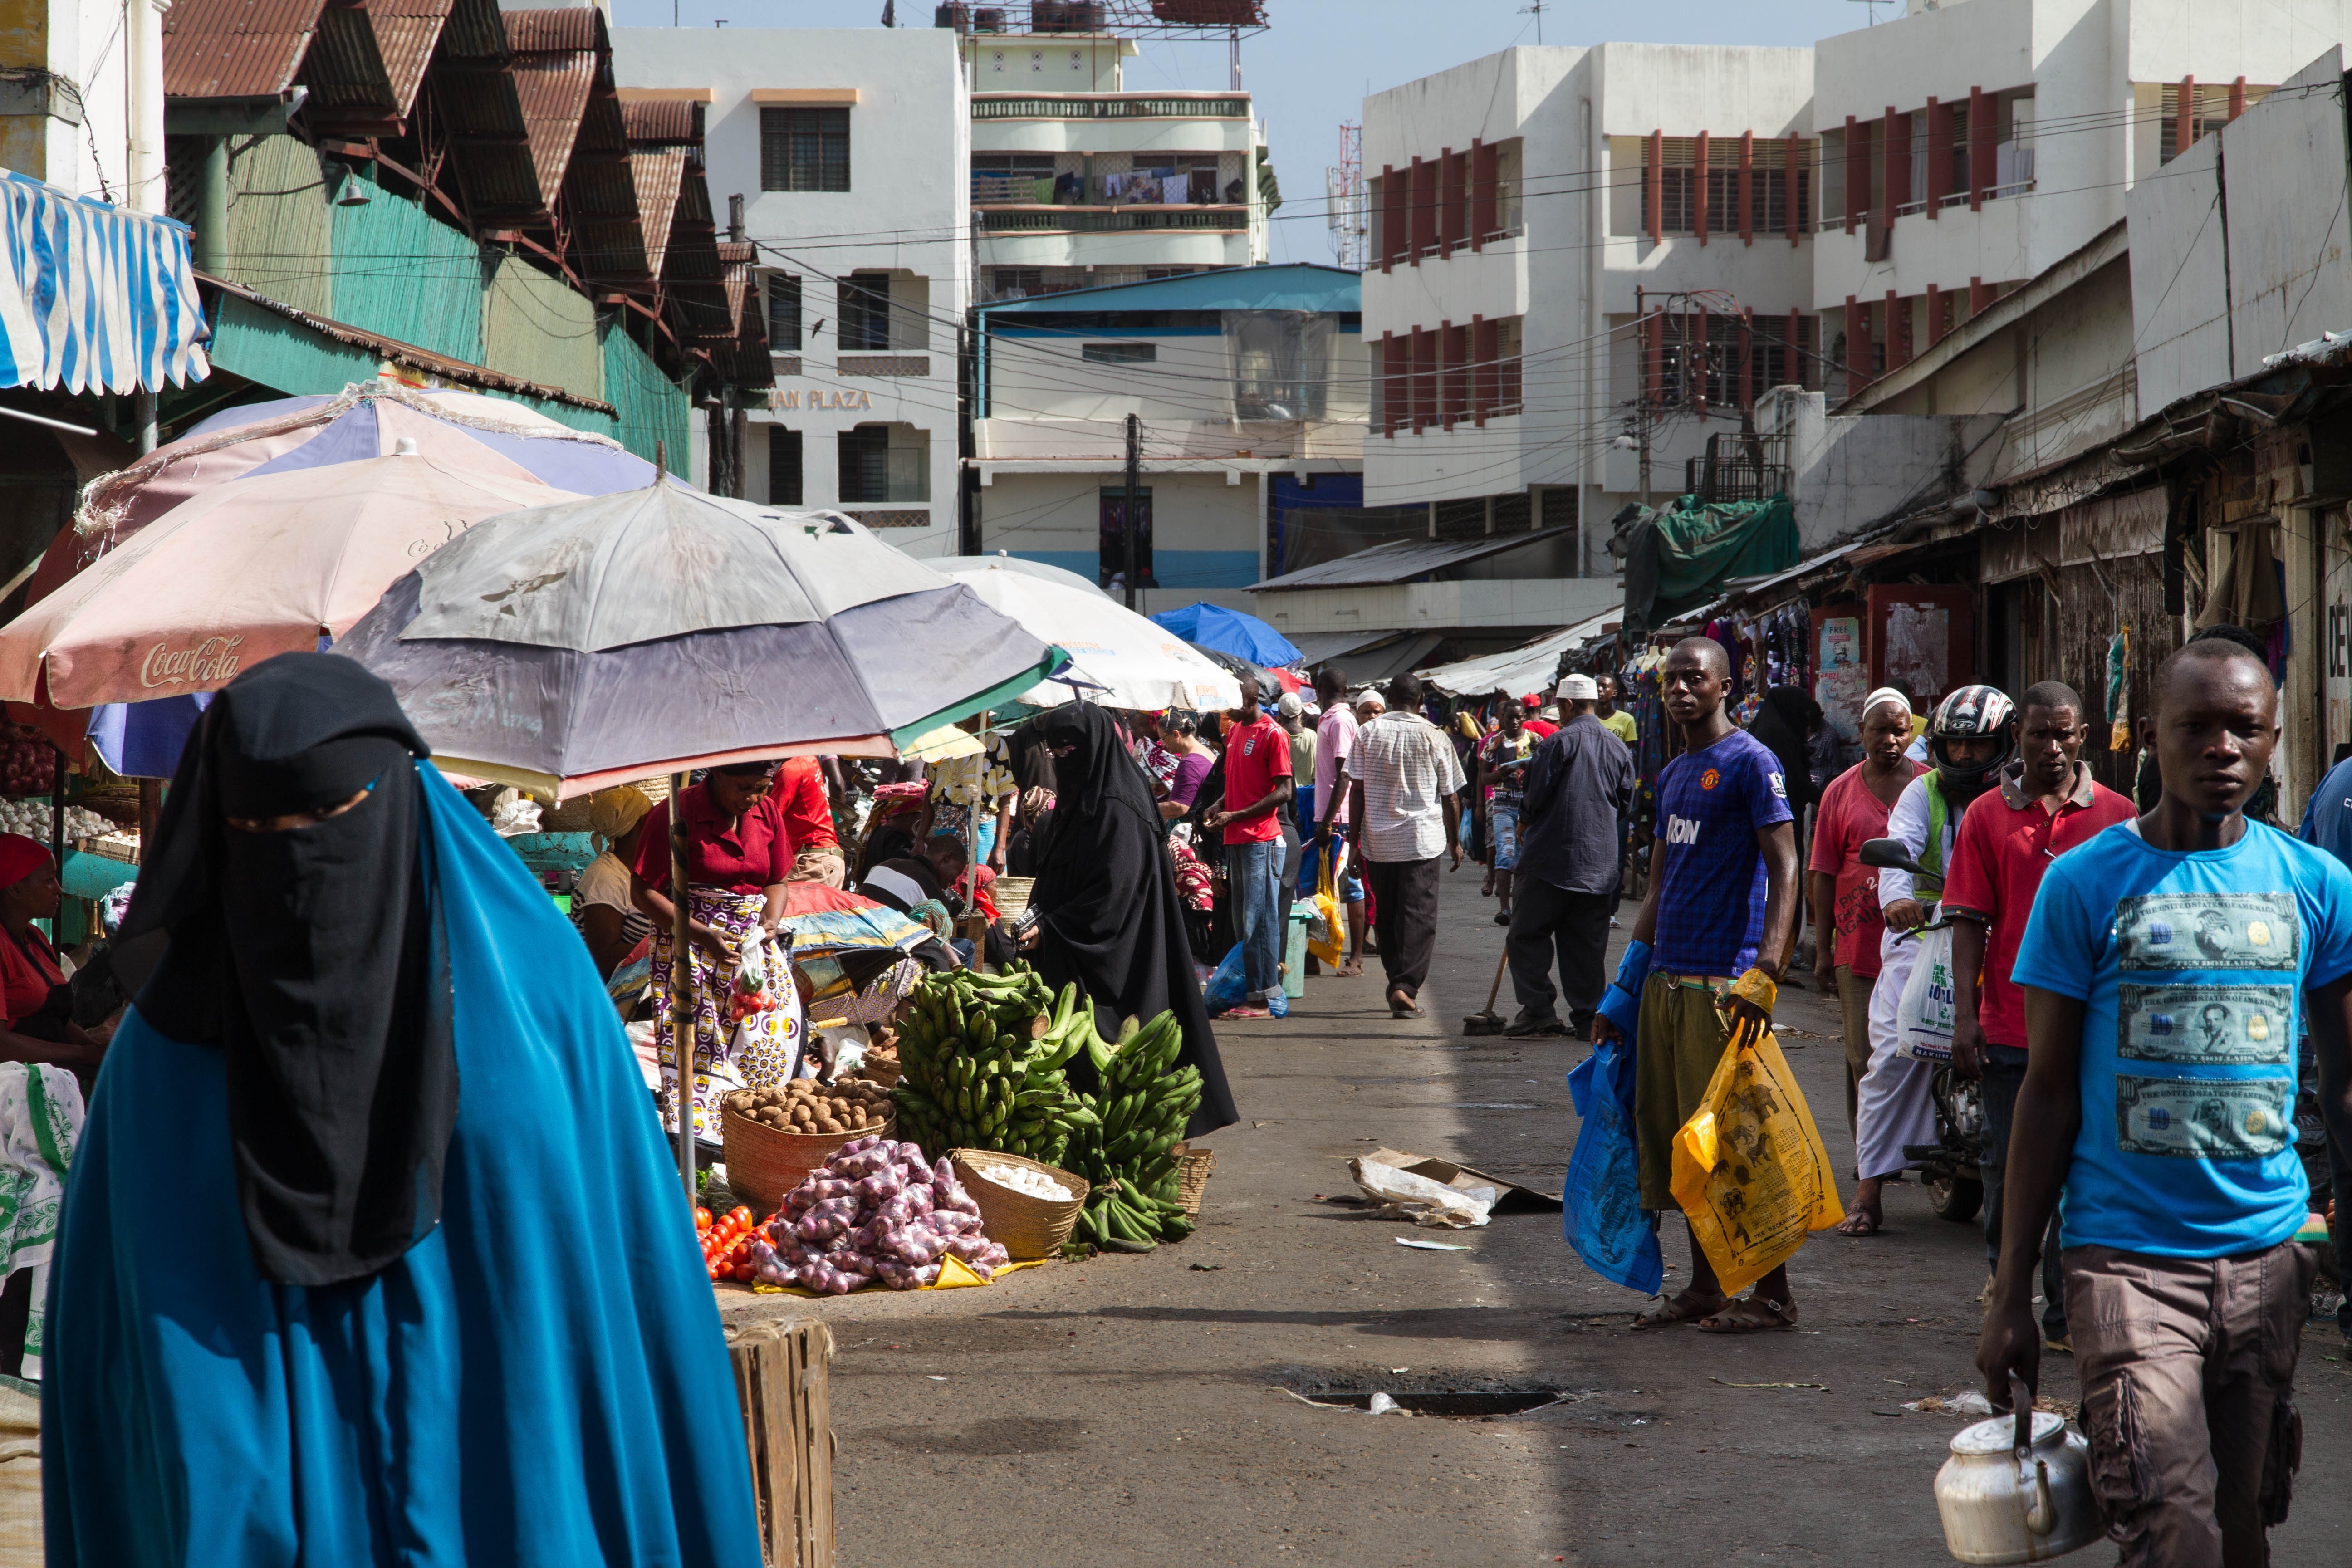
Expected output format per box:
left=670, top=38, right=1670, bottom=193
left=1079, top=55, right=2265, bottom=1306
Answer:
left=1634, top=972, right=1735, bottom=1210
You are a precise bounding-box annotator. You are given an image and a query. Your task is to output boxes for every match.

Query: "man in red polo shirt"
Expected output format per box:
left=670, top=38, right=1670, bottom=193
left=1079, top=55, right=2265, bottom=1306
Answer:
left=775, top=756, right=845, bottom=886
left=1941, top=680, right=2136, bottom=1346
left=1204, top=675, right=1294, bottom=1017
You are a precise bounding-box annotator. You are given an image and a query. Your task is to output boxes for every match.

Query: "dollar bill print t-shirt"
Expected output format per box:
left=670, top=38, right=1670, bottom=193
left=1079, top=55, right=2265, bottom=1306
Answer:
left=2013, top=819, right=2352, bottom=1257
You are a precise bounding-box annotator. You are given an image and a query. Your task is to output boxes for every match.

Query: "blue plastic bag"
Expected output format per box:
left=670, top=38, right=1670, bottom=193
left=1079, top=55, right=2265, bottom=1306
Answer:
left=1561, top=1036, right=1663, bottom=1294
left=1202, top=943, right=1286, bottom=1016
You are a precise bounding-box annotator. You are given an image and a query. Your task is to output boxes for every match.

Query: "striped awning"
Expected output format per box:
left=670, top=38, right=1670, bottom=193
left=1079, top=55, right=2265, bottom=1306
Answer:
left=0, top=169, right=211, bottom=395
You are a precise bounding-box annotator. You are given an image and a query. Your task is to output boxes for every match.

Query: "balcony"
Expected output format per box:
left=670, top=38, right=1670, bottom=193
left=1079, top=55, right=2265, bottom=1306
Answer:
left=973, top=94, right=1249, bottom=120
left=977, top=206, right=1248, bottom=233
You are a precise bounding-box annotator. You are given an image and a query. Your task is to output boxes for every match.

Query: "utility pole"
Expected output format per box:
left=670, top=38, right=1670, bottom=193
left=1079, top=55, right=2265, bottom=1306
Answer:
left=1123, top=413, right=1142, bottom=612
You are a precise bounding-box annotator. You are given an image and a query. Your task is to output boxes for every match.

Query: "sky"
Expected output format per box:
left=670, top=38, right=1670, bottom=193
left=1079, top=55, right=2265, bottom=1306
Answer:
left=605, top=0, right=1892, bottom=264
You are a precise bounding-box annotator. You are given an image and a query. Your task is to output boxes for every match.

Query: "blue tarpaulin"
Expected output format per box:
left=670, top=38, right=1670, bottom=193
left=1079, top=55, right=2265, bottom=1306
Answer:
left=1149, top=603, right=1303, bottom=667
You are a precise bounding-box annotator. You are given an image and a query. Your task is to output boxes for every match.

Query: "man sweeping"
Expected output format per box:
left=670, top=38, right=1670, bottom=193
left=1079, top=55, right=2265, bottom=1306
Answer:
left=1592, top=636, right=1801, bottom=1332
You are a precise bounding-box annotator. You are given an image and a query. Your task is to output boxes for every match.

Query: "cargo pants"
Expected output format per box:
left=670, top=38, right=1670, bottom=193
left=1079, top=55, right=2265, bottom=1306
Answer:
left=2064, top=1241, right=2313, bottom=1568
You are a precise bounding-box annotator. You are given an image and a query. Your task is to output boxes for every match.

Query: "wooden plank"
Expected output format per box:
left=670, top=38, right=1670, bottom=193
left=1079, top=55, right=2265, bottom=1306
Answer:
left=762, top=1329, right=799, bottom=1567
left=803, top=1322, right=835, bottom=1568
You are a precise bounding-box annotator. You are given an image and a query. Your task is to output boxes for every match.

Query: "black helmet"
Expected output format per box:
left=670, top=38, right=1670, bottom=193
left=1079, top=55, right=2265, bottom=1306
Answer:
left=1928, top=684, right=2016, bottom=795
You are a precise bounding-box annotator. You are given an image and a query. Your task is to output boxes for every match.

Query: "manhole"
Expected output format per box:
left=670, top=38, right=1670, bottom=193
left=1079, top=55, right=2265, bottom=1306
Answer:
left=1294, top=1389, right=1569, bottom=1419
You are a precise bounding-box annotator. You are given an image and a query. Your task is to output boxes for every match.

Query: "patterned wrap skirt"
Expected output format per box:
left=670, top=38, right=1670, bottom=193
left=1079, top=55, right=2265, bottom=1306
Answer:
left=650, top=887, right=806, bottom=1139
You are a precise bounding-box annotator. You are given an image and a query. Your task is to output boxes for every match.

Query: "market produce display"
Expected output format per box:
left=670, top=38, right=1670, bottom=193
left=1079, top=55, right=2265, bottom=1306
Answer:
left=0, top=725, right=57, bottom=799
left=962, top=1157, right=1073, bottom=1202
left=0, top=799, right=110, bottom=840
left=888, top=965, right=1097, bottom=1164
left=1064, top=1013, right=1203, bottom=1253
left=746, top=1137, right=1010, bottom=1294
left=696, top=1204, right=761, bottom=1283
left=722, top=1079, right=892, bottom=1136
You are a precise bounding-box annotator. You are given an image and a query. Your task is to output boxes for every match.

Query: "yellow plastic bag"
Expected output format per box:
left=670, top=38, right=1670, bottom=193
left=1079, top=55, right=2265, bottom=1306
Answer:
left=1305, top=842, right=1347, bottom=969
left=1668, top=1012, right=1846, bottom=1296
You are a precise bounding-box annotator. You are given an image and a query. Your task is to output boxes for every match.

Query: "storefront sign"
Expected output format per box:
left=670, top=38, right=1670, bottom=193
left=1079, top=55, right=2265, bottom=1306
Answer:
left=770, top=387, right=874, bottom=412
left=140, top=634, right=245, bottom=689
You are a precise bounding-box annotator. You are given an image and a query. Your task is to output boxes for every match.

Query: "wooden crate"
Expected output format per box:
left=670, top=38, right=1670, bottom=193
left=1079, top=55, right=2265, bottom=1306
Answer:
left=728, top=1318, right=836, bottom=1568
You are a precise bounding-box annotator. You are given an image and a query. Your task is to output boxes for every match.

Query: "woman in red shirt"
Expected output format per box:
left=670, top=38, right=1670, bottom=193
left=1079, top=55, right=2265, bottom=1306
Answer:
left=0, top=835, right=100, bottom=1069
left=627, top=762, right=799, bottom=1139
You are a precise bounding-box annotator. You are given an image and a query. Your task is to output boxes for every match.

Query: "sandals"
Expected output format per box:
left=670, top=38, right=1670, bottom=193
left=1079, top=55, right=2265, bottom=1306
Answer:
left=1336, top=958, right=1365, bottom=978
left=1696, top=1295, right=1798, bottom=1334
left=1834, top=1209, right=1885, bottom=1237
left=1387, top=990, right=1422, bottom=1018
left=1631, top=1288, right=1728, bottom=1330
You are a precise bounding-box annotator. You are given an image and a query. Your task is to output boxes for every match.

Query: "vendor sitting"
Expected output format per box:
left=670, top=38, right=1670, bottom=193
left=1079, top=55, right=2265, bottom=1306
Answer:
left=572, top=785, right=657, bottom=980
left=0, top=835, right=108, bottom=1070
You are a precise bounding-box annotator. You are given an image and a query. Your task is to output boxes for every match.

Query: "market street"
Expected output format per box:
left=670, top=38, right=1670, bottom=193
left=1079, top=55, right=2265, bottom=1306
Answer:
left=724, top=866, right=2352, bottom=1566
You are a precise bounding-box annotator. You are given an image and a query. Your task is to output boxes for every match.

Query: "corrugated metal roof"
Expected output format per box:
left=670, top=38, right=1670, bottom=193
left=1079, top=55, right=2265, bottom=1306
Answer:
left=436, top=0, right=505, bottom=58
left=1284, top=631, right=1443, bottom=683
left=1255, top=524, right=1577, bottom=592
left=562, top=63, right=641, bottom=282
left=1421, top=609, right=1621, bottom=699
left=300, top=0, right=459, bottom=132
left=980, top=262, right=1359, bottom=318
left=162, top=0, right=328, bottom=99
left=505, top=8, right=604, bottom=216
left=371, top=0, right=454, bottom=118
left=626, top=147, right=686, bottom=278
left=621, top=98, right=698, bottom=144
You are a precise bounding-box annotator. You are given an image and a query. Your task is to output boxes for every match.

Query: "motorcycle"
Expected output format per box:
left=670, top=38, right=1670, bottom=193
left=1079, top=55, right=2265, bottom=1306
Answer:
left=1857, top=836, right=1986, bottom=1225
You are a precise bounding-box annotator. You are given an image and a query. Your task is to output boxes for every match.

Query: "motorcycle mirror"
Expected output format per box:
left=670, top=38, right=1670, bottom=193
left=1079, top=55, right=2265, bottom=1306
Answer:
left=1858, top=836, right=1929, bottom=876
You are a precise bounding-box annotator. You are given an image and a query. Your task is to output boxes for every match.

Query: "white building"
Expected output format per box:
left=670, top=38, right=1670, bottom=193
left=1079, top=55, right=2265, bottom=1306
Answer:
left=946, top=11, right=1270, bottom=302
left=973, top=263, right=1360, bottom=610
left=1360, top=43, right=1819, bottom=577
left=614, top=27, right=970, bottom=555
left=3, top=0, right=167, bottom=211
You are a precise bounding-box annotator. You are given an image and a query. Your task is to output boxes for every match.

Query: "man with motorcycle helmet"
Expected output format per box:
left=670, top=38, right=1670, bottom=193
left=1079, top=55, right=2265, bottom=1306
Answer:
left=1839, top=683, right=2016, bottom=1236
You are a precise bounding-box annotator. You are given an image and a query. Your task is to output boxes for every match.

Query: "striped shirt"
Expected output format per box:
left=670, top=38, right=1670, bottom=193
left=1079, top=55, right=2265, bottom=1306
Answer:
left=1351, top=712, right=1467, bottom=863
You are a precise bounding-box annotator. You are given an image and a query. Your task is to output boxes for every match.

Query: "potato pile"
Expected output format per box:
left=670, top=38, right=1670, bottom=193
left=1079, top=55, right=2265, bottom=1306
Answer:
left=724, top=1079, right=893, bottom=1137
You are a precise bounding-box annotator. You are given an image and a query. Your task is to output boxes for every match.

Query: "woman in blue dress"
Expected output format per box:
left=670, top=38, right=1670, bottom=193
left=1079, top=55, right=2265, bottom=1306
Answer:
left=42, top=653, right=761, bottom=1568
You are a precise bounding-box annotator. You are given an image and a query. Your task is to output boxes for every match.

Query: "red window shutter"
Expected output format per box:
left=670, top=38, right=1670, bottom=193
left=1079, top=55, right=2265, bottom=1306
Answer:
left=1646, top=130, right=1664, bottom=245
left=1382, top=165, right=1401, bottom=270
left=1787, top=133, right=1803, bottom=245
left=1925, top=98, right=1949, bottom=218
left=1881, top=106, right=1903, bottom=230
left=1737, top=131, right=1754, bottom=246
left=1969, top=87, right=1992, bottom=208
left=1472, top=314, right=1495, bottom=426
left=2175, top=75, right=2194, bottom=163
left=1695, top=130, right=1711, bottom=245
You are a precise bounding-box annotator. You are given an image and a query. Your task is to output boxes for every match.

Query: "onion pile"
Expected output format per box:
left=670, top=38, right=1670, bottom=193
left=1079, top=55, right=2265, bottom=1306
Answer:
left=744, top=1136, right=1010, bottom=1294
left=0, top=727, right=55, bottom=799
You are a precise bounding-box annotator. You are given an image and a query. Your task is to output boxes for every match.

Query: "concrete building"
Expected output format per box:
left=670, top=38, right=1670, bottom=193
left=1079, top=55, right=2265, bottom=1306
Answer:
left=1, top=0, right=167, bottom=211
left=972, top=263, right=1359, bottom=611
left=1359, top=43, right=1820, bottom=577
left=944, top=10, right=1270, bottom=302
left=617, top=26, right=970, bottom=554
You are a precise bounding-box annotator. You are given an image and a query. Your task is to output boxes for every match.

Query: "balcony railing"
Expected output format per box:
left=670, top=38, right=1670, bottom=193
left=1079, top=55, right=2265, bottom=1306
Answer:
left=978, top=206, right=1247, bottom=232
left=973, top=95, right=1249, bottom=120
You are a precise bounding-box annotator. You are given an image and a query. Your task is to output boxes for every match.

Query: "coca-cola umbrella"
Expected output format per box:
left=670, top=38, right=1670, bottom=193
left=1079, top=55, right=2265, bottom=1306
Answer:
left=333, top=478, right=1063, bottom=794
left=0, top=446, right=573, bottom=710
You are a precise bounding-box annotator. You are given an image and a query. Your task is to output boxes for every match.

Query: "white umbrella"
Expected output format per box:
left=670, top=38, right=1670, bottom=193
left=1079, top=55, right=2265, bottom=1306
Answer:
left=940, top=559, right=1241, bottom=712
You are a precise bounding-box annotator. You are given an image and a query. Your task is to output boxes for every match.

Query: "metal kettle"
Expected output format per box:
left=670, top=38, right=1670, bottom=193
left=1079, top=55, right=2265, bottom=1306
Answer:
left=1933, top=1373, right=2102, bottom=1563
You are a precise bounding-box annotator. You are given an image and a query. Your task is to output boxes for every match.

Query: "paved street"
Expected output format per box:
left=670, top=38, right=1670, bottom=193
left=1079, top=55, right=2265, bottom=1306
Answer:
left=727, top=866, right=2352, bottom=1566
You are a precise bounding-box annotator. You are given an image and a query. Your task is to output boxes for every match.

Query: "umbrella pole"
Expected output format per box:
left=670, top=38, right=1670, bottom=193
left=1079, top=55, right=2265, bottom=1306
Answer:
left=669, top=770, right=696, bottom=1198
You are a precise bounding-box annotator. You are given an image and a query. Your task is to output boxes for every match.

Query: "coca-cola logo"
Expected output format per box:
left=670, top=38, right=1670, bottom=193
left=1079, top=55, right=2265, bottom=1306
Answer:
left=140, top=634, right=245, bottom=689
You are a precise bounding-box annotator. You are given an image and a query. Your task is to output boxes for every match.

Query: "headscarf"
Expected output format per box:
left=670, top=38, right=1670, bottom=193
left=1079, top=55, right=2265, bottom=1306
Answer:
left=1745, top=686, right=1823, bottom=813
left=1029, top=704, right=1237, bottom=1137
left=114, top=652, right=453, bottom=1288
left=0, top=835, right=49, bottom=889
left=587, top=784, right=653, bottom=847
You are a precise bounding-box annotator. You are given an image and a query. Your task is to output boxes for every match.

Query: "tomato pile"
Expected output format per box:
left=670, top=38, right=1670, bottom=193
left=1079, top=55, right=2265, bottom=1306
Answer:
left=696, top=1204, right=760, bottom=1282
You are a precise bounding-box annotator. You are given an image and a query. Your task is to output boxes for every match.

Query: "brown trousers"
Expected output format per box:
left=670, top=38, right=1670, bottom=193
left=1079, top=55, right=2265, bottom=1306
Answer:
left=2065, top=1241, right=2313, bottom=1568
left=1835, top=965, right=1874, bottom=1139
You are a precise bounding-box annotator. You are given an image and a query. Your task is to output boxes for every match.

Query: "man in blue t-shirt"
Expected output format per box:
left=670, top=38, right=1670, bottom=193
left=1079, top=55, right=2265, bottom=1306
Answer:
left=1593, top=636, right=1798, bottom=1332
left=1986, top=637, right=2352, bottom=1564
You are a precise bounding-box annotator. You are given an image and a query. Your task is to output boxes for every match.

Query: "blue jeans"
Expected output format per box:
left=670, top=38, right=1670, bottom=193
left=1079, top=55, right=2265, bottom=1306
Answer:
left=1225, top=838, right=1284, bottom=1001
left=1980, top=1043, right=2068, bottom=1339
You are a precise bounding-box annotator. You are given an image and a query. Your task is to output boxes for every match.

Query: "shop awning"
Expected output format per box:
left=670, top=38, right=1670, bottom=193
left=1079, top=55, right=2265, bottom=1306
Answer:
left=1285, top=630, right=1444, bottom=684
left=0, top=169, right=211, bottom=394
left=1421, top=608, right=1621, bottom=699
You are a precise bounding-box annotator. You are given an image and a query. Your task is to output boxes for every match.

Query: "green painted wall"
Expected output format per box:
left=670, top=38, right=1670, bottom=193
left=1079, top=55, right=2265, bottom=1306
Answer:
left=329, top=165, right=485, bottom=367
left=604, top=323, right=690, bottom=475
left=225, top=136, right=335, bottom=319
left=481, top=251, right=602, bottom=403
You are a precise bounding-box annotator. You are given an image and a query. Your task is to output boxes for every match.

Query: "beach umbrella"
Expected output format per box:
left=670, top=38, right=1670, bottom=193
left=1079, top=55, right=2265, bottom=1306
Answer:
left=1148, top=600, right=1304, bottom=667
left=332, top=480, right=1064, bottom=798
left=1184, top=642, right=1280, bottom=700
left=0, top=447, right=573, bottom=709
left=941, top=559, right=1240, bottom=712
left=924, top=554, right=1111, bottom=598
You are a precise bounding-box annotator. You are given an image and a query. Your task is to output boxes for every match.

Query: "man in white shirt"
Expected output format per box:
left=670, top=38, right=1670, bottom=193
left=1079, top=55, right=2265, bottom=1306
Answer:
left=1347, top=673, right=1466, bottom=1018
left=1311, top=665, right=1368, bottom=976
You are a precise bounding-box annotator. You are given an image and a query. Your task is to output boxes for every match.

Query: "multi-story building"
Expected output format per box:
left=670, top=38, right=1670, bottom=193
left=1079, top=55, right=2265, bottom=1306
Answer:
left=943, top=5, right=1270, bottom=302
left=971, top=263, right=1360, bottom=608
left=617, top=26, right=970, bottom=554
left=1360, top=44, right=1820, bottom=580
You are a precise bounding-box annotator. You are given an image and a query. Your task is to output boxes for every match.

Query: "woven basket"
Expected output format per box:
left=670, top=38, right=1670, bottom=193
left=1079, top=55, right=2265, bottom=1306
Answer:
left=1173, top=1142, right=1215, bottom=1218
left=949, top=1149, right=1088, bottom=1260
left=722, top=1101, right=896, bottom=1214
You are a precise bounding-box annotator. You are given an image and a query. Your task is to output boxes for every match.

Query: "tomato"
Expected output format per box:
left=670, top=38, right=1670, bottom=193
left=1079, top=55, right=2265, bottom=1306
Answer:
left=733, top=1261, right=754, bottom=1282
left=693, top=1206, right=713, bottom=1231
left=729, top=1206, right=754, bottom=1227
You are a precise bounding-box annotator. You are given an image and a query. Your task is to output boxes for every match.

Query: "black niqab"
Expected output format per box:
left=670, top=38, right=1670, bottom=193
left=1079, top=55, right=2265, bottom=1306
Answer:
left=116, top=652, right=455, bottom=1288
left=1031, top=703, right=1237, bottom=1137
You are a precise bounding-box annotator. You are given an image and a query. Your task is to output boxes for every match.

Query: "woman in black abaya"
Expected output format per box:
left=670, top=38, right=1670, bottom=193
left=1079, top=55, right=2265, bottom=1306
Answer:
left=1029, top=703, right=1236, bottom=1137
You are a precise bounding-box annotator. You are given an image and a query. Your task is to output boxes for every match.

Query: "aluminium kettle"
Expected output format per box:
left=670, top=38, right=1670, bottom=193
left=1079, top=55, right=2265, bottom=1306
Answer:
left=1933, top=1373, right=2102, bottom=1563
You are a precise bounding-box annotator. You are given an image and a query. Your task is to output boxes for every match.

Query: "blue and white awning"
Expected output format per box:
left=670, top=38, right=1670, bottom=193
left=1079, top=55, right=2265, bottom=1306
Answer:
left=0, top=168, right=211, bottom=395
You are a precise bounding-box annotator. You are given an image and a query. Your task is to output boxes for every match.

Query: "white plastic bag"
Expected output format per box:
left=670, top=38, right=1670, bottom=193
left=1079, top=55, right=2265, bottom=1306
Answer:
left=1896, top=924, right=1956, bottom=1061
left=1348, top=1156, right=1497, bottom=1229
